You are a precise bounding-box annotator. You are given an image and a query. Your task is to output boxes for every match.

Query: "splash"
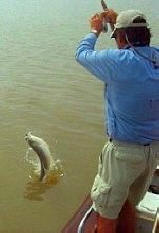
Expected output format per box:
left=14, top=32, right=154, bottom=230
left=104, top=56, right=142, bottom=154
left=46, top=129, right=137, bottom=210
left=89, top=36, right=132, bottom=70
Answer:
left=24, top=147, right=63, bottom=201
left=43, top=159, right=64, bottom=186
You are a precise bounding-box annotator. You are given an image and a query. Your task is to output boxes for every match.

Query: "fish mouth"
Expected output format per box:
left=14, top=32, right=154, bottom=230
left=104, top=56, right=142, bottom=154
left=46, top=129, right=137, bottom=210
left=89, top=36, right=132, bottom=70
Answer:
left=24, top=133, right=29, bottom=141
left=25, top=131, right=32, bottom=141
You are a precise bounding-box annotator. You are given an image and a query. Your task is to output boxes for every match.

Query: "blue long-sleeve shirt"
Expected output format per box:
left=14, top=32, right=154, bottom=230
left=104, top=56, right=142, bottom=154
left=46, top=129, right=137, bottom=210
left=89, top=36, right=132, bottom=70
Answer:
left=75, top=33, right=159, bottom=144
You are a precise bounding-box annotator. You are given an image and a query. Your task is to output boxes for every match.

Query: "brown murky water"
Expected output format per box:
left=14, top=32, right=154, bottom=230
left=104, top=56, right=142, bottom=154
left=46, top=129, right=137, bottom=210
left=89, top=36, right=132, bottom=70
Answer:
left=0, top=0, right=158, bottom=232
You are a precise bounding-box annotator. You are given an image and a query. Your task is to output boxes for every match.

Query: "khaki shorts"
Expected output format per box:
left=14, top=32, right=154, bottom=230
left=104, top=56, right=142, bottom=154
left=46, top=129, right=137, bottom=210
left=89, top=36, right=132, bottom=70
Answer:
left=91, top=139, right=158, bottom=219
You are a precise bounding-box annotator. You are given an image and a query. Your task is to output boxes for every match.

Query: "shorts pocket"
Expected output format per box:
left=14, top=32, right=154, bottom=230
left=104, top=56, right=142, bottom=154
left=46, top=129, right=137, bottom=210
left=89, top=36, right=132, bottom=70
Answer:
left=91, top=175, right=111, bottom=209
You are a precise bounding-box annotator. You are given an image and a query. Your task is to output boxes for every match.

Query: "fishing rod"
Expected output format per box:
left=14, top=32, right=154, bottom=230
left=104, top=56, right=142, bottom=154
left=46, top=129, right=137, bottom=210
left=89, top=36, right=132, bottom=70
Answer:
left=101, top=0, right=115, bottom=32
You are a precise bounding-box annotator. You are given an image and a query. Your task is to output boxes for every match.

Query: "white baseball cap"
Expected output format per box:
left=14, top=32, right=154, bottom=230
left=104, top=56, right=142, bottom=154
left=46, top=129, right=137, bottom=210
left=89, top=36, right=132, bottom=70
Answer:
left=111, top=9, right=149, bottom=38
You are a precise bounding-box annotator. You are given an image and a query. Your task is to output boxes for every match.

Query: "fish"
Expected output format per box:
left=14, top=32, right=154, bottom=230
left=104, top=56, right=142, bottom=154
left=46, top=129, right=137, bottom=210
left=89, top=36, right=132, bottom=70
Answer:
left=25, top=132, right=51, bottom=181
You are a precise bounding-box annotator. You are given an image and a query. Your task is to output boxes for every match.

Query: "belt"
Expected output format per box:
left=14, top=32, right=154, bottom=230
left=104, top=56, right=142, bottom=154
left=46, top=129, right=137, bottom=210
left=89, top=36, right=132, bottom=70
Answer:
left=109, top=138, right=150, bottom=147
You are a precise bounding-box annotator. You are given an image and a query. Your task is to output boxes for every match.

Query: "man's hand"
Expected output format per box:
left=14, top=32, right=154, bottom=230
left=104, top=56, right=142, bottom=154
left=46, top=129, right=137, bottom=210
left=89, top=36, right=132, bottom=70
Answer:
left=90, top=13, right=104, bottom=36
left=101, top=9, right=118, bottom=25
left=101, top=9, right=118, bottom=31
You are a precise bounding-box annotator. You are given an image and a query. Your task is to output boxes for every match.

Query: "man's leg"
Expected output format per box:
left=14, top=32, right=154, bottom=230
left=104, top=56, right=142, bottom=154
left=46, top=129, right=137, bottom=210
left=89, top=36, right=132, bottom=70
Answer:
left=116, top=145, right=157, bottom=233
left=97, top=215, right=117, bottom=233
left=116, top=199, right=136, bottom=233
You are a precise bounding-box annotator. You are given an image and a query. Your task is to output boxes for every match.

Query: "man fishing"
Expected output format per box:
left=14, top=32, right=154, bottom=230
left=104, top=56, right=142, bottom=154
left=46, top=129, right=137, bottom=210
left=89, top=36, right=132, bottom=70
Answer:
left=75, top=4, right=159, bottom=233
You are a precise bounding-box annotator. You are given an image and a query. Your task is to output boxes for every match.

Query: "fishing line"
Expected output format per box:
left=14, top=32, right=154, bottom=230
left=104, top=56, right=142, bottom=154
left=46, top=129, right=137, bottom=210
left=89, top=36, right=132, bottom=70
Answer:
left=125, top=33, right=159, bottom=68
left=77, top=205, right=93, bottom=233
